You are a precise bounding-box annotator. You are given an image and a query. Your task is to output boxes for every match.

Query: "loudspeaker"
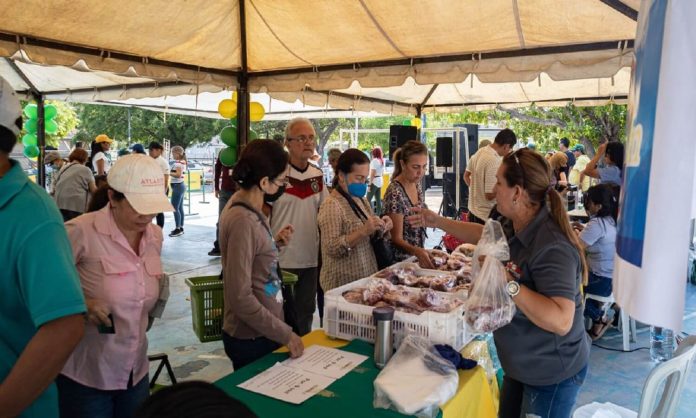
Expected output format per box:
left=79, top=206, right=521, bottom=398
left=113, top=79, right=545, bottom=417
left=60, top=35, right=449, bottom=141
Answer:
left=389, top=125, right=418, bottom=159
left=436, top=137, right=453, bottom=167
left=442, top=172, right=468, bottom=218
left=453, top=123, right=479, bottom=174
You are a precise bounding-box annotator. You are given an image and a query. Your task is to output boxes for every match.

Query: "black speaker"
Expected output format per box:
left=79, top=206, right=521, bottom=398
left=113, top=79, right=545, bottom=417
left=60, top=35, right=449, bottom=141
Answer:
left=389, top=125, right=418, bottom=159
left=453, top=123, right=479, bottom=174
left=436, top=137, right=453, bottom=167
left=442, top=172, right=468, bottom=218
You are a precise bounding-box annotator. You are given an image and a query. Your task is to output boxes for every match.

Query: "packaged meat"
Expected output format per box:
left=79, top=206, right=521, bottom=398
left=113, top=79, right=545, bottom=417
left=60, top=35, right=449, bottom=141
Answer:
left=464, top=256, right=515, bottom=333
left=454, top=243, right=477, bottom=258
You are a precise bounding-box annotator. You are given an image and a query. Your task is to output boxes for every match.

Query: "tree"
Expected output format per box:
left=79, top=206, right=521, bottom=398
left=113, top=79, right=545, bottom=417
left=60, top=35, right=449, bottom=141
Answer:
left=425, top=103, right=627, bottom=156
left=74, top=104, right=228, bottom=149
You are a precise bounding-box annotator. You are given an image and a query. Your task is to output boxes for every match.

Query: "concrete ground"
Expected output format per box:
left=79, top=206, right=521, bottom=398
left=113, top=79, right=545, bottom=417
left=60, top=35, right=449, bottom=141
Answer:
left=148, top=185, right=696, bottom=416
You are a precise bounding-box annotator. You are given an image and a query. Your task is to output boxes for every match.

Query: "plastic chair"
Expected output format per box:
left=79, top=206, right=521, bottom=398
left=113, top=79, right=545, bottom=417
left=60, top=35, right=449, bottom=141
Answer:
left=637, top=336, right=696, bottom=417
left=584, top=293, right=637, bottom=351
left=573, top=337, right=696, bottom=418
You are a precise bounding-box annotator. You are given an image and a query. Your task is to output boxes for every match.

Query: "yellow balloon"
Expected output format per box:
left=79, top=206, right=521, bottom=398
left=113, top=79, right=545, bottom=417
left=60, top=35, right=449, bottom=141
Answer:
left=250, top=102, right=265, bottom=122
left=218, top=99, right=237, bottom=119
left=411, top=117, right=422, bottom=129
left=231, top=91, right=238, bottom=102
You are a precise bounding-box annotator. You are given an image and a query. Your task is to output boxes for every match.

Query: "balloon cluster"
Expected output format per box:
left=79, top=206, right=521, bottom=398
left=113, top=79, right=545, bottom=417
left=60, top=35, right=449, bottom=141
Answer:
left=217, top=92, right=265, bottom=167
left=22, top=103, right=59, bottom=159
left=402, top=117, right=422, bottom=129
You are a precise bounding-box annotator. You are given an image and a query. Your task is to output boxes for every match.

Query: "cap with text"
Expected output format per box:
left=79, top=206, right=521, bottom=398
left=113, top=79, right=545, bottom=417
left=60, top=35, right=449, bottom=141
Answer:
left=108, top=154, right=174, bottom=214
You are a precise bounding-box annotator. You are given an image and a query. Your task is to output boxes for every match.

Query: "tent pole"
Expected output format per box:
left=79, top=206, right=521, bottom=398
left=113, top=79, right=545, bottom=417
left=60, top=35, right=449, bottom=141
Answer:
left=237, top=0, right=250, bottom=146
left=36, top=95, right=46, bottom=187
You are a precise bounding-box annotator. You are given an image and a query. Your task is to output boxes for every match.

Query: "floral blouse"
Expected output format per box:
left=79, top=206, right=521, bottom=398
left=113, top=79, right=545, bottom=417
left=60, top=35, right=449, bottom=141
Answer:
left=383, top=180, right=426, bottom=261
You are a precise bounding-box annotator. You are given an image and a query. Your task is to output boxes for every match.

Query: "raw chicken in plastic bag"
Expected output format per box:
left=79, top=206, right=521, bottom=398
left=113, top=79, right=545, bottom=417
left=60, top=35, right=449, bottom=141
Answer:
left=472, top=219, right=510, bottom=280
left=374, top=335, right=459, bottom=418
left=465, top=255, right=516, bottom=333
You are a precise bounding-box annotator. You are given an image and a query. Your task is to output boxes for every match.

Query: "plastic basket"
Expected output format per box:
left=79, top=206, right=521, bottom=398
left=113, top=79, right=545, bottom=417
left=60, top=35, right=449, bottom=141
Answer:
left=185, top=275, right=224, bottom=343
left=323, top=277, right=471, bottom=350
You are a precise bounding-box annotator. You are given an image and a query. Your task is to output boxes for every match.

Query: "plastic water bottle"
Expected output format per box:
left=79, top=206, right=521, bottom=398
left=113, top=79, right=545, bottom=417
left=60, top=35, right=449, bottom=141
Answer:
left=650, top=326, right=674, bottom=362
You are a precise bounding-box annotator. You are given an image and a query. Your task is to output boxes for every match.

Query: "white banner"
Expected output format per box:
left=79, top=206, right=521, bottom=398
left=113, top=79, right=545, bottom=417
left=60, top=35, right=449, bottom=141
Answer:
left=614, top=0, right=696, bottom=331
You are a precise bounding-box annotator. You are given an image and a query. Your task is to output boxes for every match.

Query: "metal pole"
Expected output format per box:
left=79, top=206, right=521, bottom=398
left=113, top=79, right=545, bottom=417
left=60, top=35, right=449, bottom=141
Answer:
left=127, top=107, right=132, bottom=143
left=236, top=0, right=250, bottom=146
left=36, top=95, right=46, bottom=187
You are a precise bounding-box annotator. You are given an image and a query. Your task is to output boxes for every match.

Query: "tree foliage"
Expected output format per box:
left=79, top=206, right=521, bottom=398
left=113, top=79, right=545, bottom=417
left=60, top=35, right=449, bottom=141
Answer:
left=75, top=104, right=228, bottom=149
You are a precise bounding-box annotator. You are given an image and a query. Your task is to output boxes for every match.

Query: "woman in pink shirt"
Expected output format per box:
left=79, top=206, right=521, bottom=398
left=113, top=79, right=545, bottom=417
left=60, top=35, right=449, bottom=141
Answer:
left=57, top=154, right=174, bottom=418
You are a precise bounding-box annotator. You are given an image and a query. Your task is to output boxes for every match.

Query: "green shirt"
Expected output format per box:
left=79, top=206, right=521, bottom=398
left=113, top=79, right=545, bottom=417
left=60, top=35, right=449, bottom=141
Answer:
left=0, top=160, right=86, bottom=418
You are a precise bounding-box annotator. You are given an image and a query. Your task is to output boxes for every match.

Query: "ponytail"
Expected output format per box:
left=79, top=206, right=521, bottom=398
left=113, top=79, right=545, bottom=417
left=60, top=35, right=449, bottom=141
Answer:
left=391, top=140, right=428, bottom=180
left=547, top=188, right=589, bottom=286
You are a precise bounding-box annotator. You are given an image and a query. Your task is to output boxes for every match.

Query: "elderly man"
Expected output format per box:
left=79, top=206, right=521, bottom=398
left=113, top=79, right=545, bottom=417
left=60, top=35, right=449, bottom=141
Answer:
left=569, top=144, right=592, bottom=192
left=0, top=76, right=85, bottom=417
left=270, top=118, right=328, bottom=335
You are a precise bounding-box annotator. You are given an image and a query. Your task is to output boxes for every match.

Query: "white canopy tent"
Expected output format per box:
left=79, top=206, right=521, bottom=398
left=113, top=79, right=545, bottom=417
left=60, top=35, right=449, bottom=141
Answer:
left=0, top=0, right=639, bottom=182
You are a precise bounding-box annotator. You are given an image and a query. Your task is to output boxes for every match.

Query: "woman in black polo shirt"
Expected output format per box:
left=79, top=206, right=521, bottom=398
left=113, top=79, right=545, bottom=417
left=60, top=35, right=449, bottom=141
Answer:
left=409, top=148, right=590, bottom=418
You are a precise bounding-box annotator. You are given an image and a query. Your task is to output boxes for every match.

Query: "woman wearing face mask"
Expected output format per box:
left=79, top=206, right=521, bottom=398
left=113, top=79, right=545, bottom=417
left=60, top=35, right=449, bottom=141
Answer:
left=220, top=140, right=304, bottom=370
left=318, top=149, right=394, bottom=291
left=57, top=154, right=174, bottom=418
left=383, top=140, right=432, bottom=268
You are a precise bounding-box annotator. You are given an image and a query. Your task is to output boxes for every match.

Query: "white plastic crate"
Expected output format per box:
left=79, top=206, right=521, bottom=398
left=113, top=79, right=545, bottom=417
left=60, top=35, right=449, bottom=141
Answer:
left=323, top=277, right=471, bottom=350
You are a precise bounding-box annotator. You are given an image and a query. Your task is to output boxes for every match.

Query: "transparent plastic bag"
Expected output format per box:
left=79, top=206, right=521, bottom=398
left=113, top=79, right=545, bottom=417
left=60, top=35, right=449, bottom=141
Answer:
left=465, top=256, right=516, bottom=334
left=472, top=219, right=510, bottom=280
left=374, top=335, right=459, bottom=418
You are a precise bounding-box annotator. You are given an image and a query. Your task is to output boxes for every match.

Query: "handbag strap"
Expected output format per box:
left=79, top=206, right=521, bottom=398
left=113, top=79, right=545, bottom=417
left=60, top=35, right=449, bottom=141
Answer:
left=229, top=201, right=273, bottom=237
left=336, top=186, right=369, bottom=222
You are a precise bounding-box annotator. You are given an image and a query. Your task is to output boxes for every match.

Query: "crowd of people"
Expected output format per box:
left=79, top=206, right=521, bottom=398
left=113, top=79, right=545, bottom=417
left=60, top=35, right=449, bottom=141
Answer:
left=1, top=68, right=629, bottom=418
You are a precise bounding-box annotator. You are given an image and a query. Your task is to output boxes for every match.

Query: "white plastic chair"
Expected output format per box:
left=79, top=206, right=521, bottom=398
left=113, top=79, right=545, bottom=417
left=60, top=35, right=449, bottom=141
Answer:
left=584, top=293, right=637, bottom=351
left=573, top=336, right=696, bottom=418
left=637, top=336, right=696, bottom=417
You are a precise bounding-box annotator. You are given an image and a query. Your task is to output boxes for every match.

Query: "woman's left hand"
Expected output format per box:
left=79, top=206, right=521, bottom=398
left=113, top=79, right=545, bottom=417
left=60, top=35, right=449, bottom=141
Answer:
left=381, top=216, right=393, bottom=233
left=275, top=224, right=295, bottom=247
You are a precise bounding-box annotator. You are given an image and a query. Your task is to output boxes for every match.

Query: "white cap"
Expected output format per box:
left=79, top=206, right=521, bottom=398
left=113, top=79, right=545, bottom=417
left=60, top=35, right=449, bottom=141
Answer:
left=108, top=154, right=174, bottom=215
left=0, top=76, right=21, bottom=136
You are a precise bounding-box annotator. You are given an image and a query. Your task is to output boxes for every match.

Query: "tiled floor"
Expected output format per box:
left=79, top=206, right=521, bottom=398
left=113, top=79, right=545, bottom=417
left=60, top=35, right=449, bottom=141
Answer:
left=148, top=185, right=696, bottom=416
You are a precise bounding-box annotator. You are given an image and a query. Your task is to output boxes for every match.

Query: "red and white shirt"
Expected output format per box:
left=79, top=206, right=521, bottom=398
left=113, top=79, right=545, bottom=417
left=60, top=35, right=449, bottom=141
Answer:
left=271, top=163, right=327, bottom=269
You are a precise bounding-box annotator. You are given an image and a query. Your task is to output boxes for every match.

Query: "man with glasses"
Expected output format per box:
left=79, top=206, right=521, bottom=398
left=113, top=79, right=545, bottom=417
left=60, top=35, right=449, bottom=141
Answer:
left=270, top=117, right=328, bottom=336
left=463, top=128, right=517, bottom=224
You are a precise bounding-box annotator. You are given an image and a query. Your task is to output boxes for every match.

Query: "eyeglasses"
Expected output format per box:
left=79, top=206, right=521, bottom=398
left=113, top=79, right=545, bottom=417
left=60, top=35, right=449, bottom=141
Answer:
left=287, top=135, right=315, bottom=144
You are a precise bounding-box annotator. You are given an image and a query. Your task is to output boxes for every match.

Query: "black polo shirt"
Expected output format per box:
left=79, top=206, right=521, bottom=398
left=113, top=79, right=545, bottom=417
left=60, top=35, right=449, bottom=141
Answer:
left=493, top=206, right=590, bottom=386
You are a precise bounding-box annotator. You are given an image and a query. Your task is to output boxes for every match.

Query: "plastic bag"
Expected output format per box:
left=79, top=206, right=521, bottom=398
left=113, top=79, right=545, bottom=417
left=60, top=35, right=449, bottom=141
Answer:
left=465, top=255, right=516, bottom=333
left=472, top=219, right=510, bottom=280
left=374, top=335, right=459, bottom=418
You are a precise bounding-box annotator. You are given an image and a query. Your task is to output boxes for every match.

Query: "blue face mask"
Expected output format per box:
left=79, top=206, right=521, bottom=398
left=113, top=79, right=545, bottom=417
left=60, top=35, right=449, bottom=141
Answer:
left=347, top=182, right=368, bottom=198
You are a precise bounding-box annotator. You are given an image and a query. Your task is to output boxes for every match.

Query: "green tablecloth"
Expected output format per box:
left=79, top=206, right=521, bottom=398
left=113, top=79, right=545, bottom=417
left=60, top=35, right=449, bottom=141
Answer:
left=215, top=338, right=441, bottom=418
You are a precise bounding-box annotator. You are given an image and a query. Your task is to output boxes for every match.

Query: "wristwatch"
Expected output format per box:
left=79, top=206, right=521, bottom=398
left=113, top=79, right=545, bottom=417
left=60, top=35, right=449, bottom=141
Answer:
left=506, top=280, right=521, bottom=298
left=505, top=261, right=521, bottom=297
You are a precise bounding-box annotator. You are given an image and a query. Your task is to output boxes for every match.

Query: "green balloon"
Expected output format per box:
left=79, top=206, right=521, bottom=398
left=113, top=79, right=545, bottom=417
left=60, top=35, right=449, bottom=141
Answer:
left=219, top=147, right=238, bottom=167
left=220, top=126, right=238, bottom=147
left=23, top=144, right=39, bottom=158
left=23, top=104, right=37, bottom=119
left=402, top=119, right=412, bottom=126
left=249, top=129, right=258, bottom=141
left=21, top=133, right=37, bottom=147
left=44, top=104, right=58, bottom=120
left=24, top=118, right=37, bottom=134
left=45, top=119, right=59, bottom=134
left=230, top=117, right=237, bottom=124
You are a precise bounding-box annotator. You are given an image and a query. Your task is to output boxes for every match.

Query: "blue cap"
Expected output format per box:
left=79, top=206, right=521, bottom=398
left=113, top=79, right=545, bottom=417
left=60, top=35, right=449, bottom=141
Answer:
left=130, top=143, right=146, bottom=154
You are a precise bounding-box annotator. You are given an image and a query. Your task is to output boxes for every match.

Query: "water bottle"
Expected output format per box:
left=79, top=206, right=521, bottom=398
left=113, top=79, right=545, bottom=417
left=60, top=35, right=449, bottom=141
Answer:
left=373, top=307, right=395, bottom=369
left=650, top=326, right=674, bottom=362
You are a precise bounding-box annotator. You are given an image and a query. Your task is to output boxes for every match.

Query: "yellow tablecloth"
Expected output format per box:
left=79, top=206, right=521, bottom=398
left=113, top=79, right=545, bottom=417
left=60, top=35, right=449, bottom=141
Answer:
left=277, top=330, right=498, bottom=418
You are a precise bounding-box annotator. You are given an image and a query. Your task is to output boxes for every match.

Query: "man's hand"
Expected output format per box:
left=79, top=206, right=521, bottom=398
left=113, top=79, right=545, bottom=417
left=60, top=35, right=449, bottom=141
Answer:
left=275, top=224, right=295, bottom=248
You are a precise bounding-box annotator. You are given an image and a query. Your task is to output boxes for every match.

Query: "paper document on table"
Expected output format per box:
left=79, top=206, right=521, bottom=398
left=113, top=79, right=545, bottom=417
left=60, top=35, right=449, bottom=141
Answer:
left=237, top=362, right=334, bottom=405
left=282, top=345, right=368, bottom=379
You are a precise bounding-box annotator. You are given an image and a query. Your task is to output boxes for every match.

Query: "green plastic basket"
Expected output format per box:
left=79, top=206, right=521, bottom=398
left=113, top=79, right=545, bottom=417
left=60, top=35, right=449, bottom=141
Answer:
left=185, top=275, right=224, bottom=343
